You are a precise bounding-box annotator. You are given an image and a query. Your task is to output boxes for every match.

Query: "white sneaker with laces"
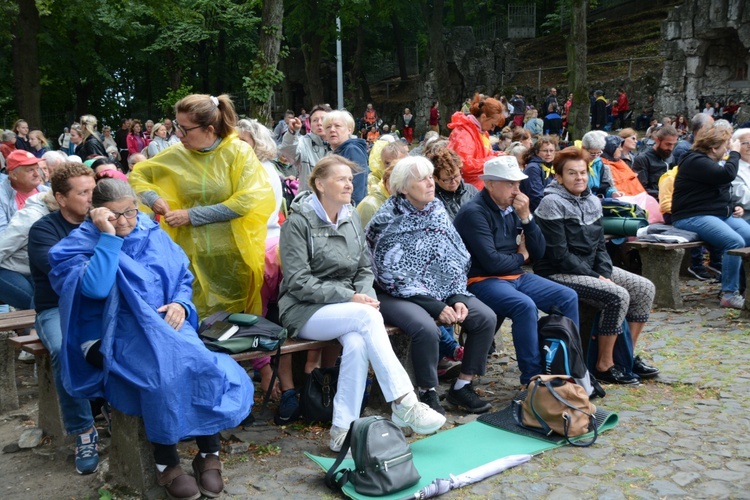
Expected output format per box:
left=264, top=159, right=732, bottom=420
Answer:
left=391, top=391, right=446, bottom=435
left=329, top=425, right=349, bottom=453
left=18, top=351, right=35, bottom=364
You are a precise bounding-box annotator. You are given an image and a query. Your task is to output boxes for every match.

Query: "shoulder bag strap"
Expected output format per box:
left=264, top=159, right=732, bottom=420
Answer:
left=324, top=422, right=354, bottom=491
left=528, top=381, right=554, bottom=436
left=542, top=379, right=598, bottom=447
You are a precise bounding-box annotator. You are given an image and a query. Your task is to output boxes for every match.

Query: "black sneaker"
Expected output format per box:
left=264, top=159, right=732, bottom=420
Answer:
left=687, top=265, right=713, bottom=281
left=274, top=389, right=301, bottom=425
left=419, top=389, right=445, bottom=415
left=633, top=356, right=660, bottom=379
left=446, top=383, right=492, bottom=413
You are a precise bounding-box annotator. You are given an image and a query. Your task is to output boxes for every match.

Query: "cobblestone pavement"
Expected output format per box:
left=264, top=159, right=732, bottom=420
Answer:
left=2, top=277, right=750, bottom=499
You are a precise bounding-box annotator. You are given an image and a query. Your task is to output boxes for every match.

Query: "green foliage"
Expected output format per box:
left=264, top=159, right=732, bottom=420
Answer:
left=243, top=63, right=285, bottom=105
left=97, top=488, right=113, bottom=500
left=156, top=84, right=194, bottom=115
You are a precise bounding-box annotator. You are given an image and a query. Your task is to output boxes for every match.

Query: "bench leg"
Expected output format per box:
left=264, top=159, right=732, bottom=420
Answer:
left=109, top=409, right=157, bottom=495
left=639, top=247, right=685, bottom=308
left=0, top=331, right=19, bottom=412
left=36, top=354, right=66, bottom=441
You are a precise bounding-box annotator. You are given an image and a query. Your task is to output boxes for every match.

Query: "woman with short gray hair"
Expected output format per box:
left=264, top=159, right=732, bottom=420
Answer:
left=366, top=156, right=496, bottom=415
left=581, top=130, right=617, bottom=197
left=49, top=178, right=253, bottom=499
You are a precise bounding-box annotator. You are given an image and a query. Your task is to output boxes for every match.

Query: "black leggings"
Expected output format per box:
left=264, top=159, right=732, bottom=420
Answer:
left=152, top=434, right=221, bottom=466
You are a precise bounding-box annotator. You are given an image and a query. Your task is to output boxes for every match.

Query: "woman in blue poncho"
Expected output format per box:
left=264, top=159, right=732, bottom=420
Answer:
left=49, top=179, right=253, bottom=500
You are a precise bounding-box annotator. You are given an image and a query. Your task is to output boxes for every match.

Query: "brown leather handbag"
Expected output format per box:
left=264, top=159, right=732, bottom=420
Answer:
left=514, top=374, right=598, bottom=447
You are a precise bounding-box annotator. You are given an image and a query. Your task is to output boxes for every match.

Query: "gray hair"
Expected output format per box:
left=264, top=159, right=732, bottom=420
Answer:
left=92, top=178, right=137, bottom=207
left=690, top=112, right=713, bottom=134
left=713, top=119, right=733, bottom=132
left=42, top=150, right=66, bottom=167
left=323, top=110, right=355, bottom=135
left=236, top=118, right=278, bottom=162
left=732, top=128, right=750, bottom=141
left=128, top=153, right=147, bottom=166
left=581, top=130, right=607, bottom=150
left=2, top=130, right=16, bottom=142
left=389, top=156, right=434, bottom=195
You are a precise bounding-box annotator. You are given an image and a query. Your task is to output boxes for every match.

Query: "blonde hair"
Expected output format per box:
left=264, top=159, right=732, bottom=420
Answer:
left=29, top=130, right=49, bottom=148
left=79, top=114, right=99, bottom=139
left=322, top=110, right=355, bottom=135
left=174, top=94, right=237, bottom=138
left=309, top=155, right=360, bottom=197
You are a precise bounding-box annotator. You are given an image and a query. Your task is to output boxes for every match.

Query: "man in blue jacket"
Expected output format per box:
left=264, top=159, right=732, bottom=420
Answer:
left=453, top=156, right=579, bottom=387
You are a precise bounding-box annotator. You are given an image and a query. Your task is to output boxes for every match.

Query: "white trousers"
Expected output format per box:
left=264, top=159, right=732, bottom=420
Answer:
left=298, top=302, right=414, bottom=428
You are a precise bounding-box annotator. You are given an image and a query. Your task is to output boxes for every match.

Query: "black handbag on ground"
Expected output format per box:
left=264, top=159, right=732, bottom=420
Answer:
left=300, top=366, right=339, bottom=424
left=324, top=416, right=421, bottom=496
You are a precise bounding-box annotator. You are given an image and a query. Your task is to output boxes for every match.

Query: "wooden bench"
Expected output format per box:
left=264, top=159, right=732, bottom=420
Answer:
left=0, top=310, right=38, bottom=412
left=727, top=247, right=750, bottom=319
left=624, top=240, right=705, bottom=308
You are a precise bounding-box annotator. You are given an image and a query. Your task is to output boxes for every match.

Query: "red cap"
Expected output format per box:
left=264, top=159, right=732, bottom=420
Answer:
left=7, top=150, right=42, bottom=171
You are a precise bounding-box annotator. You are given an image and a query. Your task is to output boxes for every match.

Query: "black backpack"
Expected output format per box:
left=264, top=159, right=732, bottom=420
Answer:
left=324, top=416, right=421, bottom=496
left=538, top=311, right=605, bottom=399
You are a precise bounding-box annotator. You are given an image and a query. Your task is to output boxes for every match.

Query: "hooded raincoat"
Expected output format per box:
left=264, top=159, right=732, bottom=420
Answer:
left=447, top=112, right=495, bottom=190
left=48, top=215, right=253, bottom=444
left=129, top=134, right=274, bottom=316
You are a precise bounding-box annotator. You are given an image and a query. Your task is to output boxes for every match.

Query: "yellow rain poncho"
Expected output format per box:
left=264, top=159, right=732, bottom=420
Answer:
left=129, top=134, right=274, bottom=317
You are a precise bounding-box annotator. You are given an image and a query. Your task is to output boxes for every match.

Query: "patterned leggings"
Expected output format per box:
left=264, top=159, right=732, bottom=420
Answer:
left=548, top=267, right=655, bottom=336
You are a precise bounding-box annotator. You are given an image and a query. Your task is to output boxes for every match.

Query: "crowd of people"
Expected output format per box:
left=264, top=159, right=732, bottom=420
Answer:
left=2, top=88, right=749, bottom=499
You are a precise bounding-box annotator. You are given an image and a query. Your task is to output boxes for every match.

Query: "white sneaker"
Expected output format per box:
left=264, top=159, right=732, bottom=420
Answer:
left=391, top=391, right=446, bottom=435
left=329, top=425, right=349, bottom=453
left=18, top=351, right=35, bottom=364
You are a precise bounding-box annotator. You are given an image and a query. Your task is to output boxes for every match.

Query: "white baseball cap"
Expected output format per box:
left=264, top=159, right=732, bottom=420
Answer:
left=480, top=155, right=528, bottom=182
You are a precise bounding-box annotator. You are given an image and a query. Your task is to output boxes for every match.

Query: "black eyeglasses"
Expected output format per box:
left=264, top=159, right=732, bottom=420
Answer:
left=107, top=208, right=138, bottom=221
left=173, top=121, right=203, bottom=135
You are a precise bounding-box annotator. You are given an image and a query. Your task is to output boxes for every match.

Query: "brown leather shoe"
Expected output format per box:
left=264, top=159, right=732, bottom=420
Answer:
left=192, top=453, right=224, bottom=498
left=156, top=465, right=200, bottom=500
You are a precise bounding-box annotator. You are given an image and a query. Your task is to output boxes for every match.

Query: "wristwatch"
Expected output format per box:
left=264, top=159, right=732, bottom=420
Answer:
left=520, top=214, right=534, bottom=224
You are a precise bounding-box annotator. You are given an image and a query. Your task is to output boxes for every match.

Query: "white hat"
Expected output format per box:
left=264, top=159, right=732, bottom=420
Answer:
left=480, top=155, right=528, bottom=182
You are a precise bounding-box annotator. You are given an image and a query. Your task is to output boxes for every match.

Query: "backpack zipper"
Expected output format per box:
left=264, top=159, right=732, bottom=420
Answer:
left=382, top=452, right=412, bottom=472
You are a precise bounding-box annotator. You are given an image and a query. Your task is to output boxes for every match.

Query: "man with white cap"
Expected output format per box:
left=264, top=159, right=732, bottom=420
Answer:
left=0, top=149, right=50, bottom=234
left=453, top=155, right=579, bottom=388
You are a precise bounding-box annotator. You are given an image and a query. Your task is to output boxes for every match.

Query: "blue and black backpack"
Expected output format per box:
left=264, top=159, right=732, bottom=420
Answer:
left=538, top=310, right=606, bottom=399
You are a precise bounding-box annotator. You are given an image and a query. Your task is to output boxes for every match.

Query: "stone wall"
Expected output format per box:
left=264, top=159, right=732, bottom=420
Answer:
left=657, top=0, right=750, bottom=117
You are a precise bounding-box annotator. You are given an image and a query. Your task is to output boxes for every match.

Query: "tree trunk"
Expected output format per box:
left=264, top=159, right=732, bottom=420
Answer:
left=453, top=0, right=465, bottom=26
left=301, top=31, right=325, bottom=106
left=351, top=22, right=371, bottom=109
left=391, top=13, right=408, bottom=83
left=566, top=0, right=588, bottom=141
left=11, top=0, right=42, bottom=128
left=249, top=0, right=284, bottom=125
left=428, top=0, right=450, bottom=134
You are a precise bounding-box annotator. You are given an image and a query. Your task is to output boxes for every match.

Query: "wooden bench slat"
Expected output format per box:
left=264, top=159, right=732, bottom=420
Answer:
left=625, top=240, right=704, bottom=250
left=21, top=341, right=48, bottom=356
left=0, top=310, right=37, bottom=331
left=7, top=333, right=41, bottom=349
left=728, top=248, right=750, bottom=258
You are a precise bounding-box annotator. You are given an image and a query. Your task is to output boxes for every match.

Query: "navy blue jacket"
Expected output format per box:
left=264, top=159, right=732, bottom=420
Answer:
left=334, top=138, right=370, bottom=205
left=453, top=189, right=545, bottom=277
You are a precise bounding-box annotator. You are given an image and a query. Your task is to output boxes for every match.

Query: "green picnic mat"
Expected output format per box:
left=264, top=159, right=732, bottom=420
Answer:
left=306, top=412, right=618, bottom=500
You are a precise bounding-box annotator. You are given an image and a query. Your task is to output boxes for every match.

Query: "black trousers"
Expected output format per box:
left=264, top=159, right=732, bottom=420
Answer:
left=152, top=433, right=221, bottom=466
left=377, top=293, right=496, bottom=388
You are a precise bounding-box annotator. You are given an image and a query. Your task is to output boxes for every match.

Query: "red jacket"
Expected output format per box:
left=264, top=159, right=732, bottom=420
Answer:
left=429, top=107, right=440, bottom=126
left=617, top=93, right=629, bottom=112
left=447, top=112, right=496, bottom=190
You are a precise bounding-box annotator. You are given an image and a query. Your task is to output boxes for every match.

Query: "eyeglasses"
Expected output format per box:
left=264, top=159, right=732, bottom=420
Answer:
left=741, top=141, right=750, bottom=147
left=438, top=173, right=461, bottom=183
left=173, top=120, right=203, bottom=135
left=107, top=208, right=138, bottom=221
left=587, top=150, right=603, bottom=157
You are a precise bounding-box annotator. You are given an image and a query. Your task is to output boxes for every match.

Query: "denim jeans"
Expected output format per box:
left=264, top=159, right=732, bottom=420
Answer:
left=469, top=273, right=579, bottom=385
left=673, top=215, right=750, bottom=293
left=438, top=326, right=459, bottom=359
left=35, top=307, right=95, bottom=435
left=0, top=268, right=34, bottom=310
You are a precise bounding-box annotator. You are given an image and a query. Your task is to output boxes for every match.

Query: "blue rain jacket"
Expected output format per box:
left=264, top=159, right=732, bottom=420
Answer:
left=49, top=214, right=253, bottom=444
